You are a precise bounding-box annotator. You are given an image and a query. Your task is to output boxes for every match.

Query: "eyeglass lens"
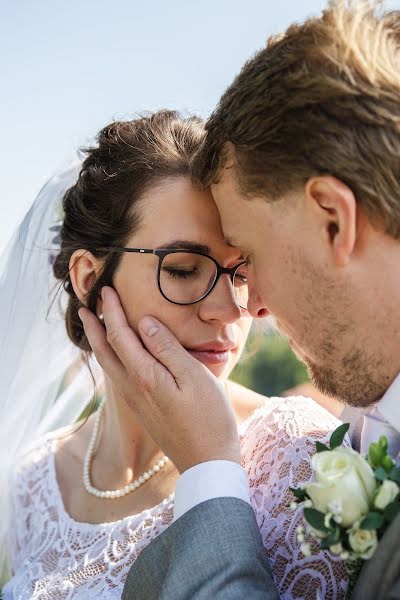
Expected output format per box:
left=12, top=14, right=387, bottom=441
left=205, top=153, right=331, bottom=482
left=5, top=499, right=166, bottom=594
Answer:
left=159, top=252, right=248, bottom=308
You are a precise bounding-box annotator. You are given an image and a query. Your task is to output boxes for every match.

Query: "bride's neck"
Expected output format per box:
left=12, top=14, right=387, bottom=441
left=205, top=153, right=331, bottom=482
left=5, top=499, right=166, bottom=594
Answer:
left=94, top=377, right=162, bottom=485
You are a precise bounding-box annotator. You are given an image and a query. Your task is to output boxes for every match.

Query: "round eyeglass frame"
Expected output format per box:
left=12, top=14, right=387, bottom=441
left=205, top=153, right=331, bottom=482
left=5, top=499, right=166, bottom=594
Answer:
left=97, top=247, right=248, bottom=309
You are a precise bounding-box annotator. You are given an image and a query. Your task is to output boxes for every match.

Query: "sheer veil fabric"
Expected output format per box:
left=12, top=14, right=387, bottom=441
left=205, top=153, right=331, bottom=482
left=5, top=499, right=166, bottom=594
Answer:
left=0, top=163, right=104, bottom=576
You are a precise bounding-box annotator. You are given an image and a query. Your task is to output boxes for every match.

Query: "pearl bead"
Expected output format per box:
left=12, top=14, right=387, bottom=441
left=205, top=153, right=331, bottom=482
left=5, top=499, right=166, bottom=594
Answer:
left=83, top=397, right=169, bottom=500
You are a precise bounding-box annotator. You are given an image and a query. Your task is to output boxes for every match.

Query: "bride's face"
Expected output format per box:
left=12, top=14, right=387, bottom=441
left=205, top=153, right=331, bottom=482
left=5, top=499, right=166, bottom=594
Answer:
left=111, top=176, right=252, bottom=379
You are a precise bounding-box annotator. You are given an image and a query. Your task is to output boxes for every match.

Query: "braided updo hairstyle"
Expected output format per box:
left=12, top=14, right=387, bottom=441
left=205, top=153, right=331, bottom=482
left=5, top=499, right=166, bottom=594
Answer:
left=53, top=110, right=205, bottom=352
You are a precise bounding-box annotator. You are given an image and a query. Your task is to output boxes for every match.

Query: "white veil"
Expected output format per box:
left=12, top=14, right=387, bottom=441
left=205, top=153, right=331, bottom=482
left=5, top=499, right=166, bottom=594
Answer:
left=0, top=162, right=104, bottom=577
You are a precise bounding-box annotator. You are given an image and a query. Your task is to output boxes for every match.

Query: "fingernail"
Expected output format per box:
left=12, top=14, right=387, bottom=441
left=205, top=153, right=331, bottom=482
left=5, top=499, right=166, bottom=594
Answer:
left=140, top=317, right=159, bottom=337
left=78, top=308, right=84, bottom=322
left=101, top=287, right=105, bottom=300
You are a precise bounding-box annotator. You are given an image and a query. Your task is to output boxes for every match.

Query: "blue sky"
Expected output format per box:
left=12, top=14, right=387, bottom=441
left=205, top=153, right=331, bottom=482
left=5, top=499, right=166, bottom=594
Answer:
left=1, top=0, right=398, bottom=253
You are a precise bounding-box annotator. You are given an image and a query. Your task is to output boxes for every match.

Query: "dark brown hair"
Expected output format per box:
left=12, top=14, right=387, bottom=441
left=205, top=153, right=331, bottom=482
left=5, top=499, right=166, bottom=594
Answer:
left=194, top=1, right=400, bottom=237
left=53, top=110, right=205, bottom=351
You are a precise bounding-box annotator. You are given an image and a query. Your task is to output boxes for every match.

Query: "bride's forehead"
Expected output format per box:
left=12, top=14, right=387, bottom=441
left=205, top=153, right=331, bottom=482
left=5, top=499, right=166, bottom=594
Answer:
left=134, top=186, right=224, bottom=242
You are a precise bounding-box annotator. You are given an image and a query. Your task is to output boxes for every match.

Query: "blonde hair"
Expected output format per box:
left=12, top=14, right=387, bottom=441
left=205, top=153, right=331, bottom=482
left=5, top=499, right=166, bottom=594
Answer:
left=195, top=1, right=400, bottom=237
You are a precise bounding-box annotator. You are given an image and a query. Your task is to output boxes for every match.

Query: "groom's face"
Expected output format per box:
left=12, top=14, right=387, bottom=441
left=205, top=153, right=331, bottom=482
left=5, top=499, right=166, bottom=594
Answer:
left=212, top=163, right=388, bottom=406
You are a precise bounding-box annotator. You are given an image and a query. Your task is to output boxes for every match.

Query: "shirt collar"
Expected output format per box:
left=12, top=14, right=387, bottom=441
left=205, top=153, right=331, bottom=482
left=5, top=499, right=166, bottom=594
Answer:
left=377, top=373, right=400, bottom=432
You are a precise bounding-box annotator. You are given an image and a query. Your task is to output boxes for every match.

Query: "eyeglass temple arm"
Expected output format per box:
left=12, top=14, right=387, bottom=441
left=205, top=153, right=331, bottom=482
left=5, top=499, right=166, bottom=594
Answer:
left=96, top=248, right=155, bottom=254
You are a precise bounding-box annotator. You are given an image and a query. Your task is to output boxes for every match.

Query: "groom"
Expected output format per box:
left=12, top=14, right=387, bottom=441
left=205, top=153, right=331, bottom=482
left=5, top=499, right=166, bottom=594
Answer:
left=80, top=2, right=400, bottom=599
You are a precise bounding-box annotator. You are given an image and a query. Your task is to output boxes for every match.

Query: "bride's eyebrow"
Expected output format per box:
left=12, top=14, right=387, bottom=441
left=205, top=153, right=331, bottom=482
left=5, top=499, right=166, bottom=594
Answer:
left=156, top=240, right=210, bottom=253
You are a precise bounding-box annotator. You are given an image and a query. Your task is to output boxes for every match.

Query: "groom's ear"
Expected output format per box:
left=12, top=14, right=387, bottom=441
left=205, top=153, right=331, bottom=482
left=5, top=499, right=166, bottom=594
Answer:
left=305, top=176, right=357, bottom=267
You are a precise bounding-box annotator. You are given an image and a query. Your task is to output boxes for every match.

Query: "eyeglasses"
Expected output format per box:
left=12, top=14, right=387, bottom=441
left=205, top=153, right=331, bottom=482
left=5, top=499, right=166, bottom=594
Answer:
left=97, top=247, right=249, bottom=309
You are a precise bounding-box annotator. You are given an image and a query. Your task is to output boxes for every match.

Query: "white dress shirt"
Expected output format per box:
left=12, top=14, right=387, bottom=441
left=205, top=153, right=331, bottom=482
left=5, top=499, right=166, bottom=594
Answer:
left=173, top=460, right=250, bottom=521
left=360, top=373, right=400, bottom=456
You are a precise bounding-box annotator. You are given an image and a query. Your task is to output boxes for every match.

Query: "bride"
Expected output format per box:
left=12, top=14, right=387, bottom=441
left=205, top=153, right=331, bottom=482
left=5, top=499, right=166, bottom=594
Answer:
left=1, top=110, right=348, bottom=599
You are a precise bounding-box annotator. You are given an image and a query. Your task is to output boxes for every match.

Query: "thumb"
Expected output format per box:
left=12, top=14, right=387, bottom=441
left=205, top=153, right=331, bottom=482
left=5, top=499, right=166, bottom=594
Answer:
left=138, top=316, right=197, bottom=380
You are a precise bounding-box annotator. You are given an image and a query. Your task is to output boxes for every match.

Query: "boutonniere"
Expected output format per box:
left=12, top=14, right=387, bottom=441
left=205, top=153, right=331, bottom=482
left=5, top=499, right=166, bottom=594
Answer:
left=291, top=423, right=400, bottom=596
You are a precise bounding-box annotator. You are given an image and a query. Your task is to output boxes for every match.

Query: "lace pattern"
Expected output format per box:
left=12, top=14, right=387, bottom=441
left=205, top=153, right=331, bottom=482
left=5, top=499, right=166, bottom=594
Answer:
left=5, top=440, right=174, bottom=599
left=4, top=395, right=348, bottom=599
left=241, top=397, right=349, bottom=599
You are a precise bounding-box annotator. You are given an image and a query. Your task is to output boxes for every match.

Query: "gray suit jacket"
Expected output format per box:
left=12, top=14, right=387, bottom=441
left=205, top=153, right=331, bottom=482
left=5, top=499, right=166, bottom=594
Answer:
left=342, top=405, right=400, bottom=599
left=353, top=512, right=400, bottom=600
left=122, top=497, right=279, bottom=599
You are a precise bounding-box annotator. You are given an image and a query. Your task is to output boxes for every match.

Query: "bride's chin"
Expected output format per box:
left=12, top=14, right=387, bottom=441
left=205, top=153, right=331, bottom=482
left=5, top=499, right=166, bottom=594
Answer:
left=191, top=355, right=231, bottom=379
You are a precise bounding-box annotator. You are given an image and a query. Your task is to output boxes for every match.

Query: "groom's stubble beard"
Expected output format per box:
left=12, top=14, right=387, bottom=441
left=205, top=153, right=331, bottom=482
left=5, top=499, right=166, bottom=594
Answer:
left=286, top=250, right=388, bottom=408
left=306, top=352, right=387, bottom=408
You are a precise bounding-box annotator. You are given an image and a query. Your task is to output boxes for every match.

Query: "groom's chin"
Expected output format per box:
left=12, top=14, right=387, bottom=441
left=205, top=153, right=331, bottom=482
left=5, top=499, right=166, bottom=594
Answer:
left=306, top=361, right=384, bottom=409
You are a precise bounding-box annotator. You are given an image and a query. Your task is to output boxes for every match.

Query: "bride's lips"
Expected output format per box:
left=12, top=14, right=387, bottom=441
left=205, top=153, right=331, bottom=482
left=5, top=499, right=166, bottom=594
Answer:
left=185, top=341, right=236, bottom=365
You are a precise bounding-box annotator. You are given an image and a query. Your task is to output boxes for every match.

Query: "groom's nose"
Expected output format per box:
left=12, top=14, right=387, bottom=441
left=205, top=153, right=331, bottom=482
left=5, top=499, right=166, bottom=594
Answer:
left=247, top=285, right=269, bottom=319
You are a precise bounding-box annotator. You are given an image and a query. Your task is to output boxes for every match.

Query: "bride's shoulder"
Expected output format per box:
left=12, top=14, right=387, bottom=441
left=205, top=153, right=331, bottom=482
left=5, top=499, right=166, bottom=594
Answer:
left=239, top=390, right=343, bottom=441
left=12, top=436, right=53, bottom=489
left=14, top=418, right=88, bottom=477
left=229, top=380, right=266, bottom=424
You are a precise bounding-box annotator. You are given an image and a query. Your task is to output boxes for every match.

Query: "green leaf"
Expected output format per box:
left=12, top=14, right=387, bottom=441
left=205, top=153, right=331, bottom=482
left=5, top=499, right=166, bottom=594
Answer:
left=304, top=507, right=329, bottom=532
left=320, top=526, right=341, bottom=549
left=375, top=467, right=388, bottom=482
left=383, top=455, right=395, bottom=472
left=389, top=468, right=400, bottom=484
left=290, top=487, right=308, bottom=502
left=369, top=443, right=384, bottom=468
left=360, top=511, right=385, bottom=530
left=329, top=423, right=350, bottom=449
left=316, top=441, right=331, bottom=453
left=378, top=436, right=389, bottom=452
left=384, top=501, right=400, bottom=522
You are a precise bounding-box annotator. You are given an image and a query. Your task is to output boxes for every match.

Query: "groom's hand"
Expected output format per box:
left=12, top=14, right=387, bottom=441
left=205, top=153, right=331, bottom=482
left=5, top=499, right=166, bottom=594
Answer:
left=79, top=286, right=241, bottom=473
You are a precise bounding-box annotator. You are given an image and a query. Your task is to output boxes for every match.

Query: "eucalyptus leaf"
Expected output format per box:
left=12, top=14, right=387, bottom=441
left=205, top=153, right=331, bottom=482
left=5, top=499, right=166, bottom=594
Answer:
left=329, top=423, right=350, bottom=449
left=375, top=467, right=388, bottom=482
left=389, top=468, right=400, bottom=484
left=360, top=511, right=385, bottom=530
left=304, top=508, right=329, bottom=533
left=320, top=526, right=341, bottom=549
left=383, top=501, right=400, bottom=522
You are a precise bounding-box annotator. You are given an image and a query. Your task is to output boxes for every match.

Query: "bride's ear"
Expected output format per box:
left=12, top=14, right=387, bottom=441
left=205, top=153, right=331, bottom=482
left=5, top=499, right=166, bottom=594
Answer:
left=305, top=175, right=357, bottom=267
left=68, top=250, right=103, bottom=310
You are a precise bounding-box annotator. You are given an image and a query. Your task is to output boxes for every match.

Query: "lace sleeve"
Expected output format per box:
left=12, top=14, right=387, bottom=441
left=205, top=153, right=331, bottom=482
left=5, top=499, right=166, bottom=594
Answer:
left=6, top=473, right=27, bottom=575
left=241, top=396, right=349, bottom=600
left=6, top=442, right=47, bottom=575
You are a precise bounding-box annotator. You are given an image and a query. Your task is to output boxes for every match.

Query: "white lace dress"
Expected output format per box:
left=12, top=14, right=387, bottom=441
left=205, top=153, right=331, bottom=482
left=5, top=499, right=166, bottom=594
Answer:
left=3, top=396, right=348, bottom=599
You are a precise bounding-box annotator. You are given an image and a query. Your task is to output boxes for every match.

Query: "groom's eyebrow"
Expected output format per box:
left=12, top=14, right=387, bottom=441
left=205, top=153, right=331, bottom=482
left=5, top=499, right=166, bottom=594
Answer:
left=224, top=237, right=245, bottom=259
left=224, top=236, right=239, bottom=248
left=157, top=240, right=210, bottom=253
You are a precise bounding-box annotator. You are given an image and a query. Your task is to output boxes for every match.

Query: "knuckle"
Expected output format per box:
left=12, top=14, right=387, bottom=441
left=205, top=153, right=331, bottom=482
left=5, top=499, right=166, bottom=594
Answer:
left=153, top=336, right=172, bottom=356
left=137, top=372, right=153, bottom=395
left=106, top=327, right=120, bottom=348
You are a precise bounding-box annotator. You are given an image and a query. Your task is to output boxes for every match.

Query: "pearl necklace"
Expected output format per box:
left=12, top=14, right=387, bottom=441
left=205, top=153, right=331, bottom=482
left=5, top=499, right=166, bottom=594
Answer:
left=83, top=398, right=169, bottom=499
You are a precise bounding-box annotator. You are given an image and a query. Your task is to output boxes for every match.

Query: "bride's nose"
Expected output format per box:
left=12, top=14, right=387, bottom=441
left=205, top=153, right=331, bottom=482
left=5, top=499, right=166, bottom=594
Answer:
left=198, top=274, right=242, bottom=324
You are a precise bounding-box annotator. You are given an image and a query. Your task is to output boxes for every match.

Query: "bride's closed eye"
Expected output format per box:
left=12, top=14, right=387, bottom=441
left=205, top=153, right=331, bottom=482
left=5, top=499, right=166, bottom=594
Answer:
left=163, top=267, right=199, bottom=279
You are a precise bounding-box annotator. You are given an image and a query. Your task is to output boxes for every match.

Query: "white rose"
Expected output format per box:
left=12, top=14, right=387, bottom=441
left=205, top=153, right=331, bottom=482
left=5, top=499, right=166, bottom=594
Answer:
left=348, top=527, right=378, bottom=559
left=306, top=447, right=376, bottom=528
left=374, top=480, right=399, bottom=510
